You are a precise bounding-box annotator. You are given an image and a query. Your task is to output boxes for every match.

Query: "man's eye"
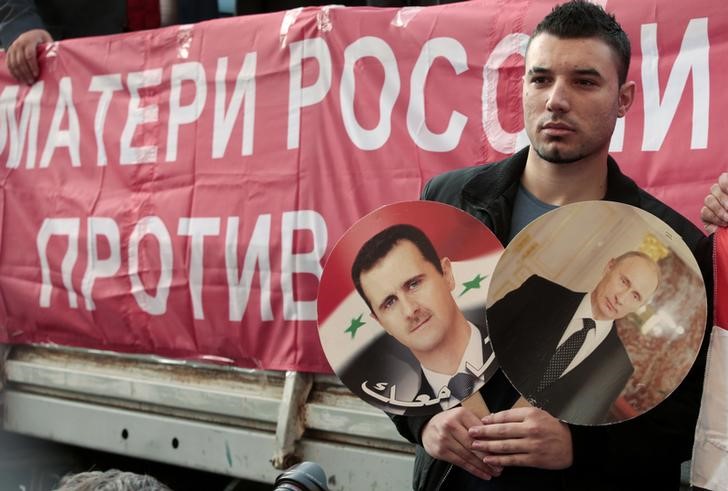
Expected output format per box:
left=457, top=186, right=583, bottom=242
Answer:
left=382, top=298, right=396, bottom=310
left=576, top=79, right=596, bottom=87
left=409, top=279, right=421, bottom=289
left=531, top=76, right=549, bottom=85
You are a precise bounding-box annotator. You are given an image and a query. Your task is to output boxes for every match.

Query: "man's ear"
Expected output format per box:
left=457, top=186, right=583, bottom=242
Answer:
left=617, top=81, right=636, bottom=118
left=441, top=257, right=455, bottom=290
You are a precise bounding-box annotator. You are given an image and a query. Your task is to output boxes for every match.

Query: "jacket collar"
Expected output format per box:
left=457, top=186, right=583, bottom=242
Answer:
left=461, top=146, right=641, bottom=210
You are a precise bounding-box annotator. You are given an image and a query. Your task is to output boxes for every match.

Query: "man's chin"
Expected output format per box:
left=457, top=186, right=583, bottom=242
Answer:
left=534, top=146, right=585, bottom=165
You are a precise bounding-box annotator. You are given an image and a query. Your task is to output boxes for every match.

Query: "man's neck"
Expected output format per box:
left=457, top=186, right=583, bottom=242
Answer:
left=521, top=147, right=609, bottom=206
left=416, top=315, right=471, bottom=375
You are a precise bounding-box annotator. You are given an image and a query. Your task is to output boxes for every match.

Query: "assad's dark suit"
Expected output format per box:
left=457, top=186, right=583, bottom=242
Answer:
left=340, top=306, right=497, bottom=416
left=487, top=274, right=634, bottom=425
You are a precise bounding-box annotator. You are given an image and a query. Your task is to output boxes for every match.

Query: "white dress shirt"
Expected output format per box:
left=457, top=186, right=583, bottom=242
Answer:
left=422, top=321, right=489, bottom=409
left=557, top=294, right=614, bottom=377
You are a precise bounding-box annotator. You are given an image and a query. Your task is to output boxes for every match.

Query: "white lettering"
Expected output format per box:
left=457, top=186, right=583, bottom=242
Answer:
left=287, top=38, right=332, bottom=149
left=40, top=77, right=81, bottom=168
left=226, top=215, right=273, bottom=321
left=167, top=61, right=208, bottom=162
left=81, top=217, right=121, bottom=310
left=178, top=217, right=220, bottom=320
left=407, top=38, right=468, bottom=152
left=341, top=37, right=400, bottom=151
left=482, top=33, right=529, bottom=154
left=281, top=210, right=327, bottom=321
left=212, top=54, right=257, bottom=159
left=89, top=74, right=123, bottom=166
left=641, top=18, right=710, bottom=151
left=0, top=83, right=43, bottom=169
left=128, top=216, right=173, bottom=315
left=120, top=69, right=162, bottom=164
left=37, top=218, right=80, bottom=308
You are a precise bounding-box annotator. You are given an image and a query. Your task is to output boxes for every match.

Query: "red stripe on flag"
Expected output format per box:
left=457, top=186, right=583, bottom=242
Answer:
left=715, top=228, right=728, bottom=328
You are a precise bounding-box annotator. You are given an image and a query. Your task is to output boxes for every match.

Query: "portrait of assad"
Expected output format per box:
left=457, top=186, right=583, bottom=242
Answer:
left=349, top=224, right=498, bottom=414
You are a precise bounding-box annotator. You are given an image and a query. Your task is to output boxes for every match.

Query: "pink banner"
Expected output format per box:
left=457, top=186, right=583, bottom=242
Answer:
left=0, top=0, right=720, bottom=372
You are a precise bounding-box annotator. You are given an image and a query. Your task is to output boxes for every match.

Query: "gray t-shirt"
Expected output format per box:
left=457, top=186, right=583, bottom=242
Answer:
left=507, top=184, right=558, bottom=242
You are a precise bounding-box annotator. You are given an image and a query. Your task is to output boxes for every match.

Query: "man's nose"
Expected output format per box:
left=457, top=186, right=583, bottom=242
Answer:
left=546, top=80, right=570, bottom=114
left=401, top=296, right=420, bottom=318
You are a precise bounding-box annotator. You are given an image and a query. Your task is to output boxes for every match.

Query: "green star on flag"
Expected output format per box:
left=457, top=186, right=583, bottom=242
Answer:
left=459, top=273, right=487, bottom=297
left=345, top=314, right=366, bottom=339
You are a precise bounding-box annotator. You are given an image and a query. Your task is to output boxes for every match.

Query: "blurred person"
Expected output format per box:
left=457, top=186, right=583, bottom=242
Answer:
left=0, top=0, right=162, bottom=85
left=0, top=0, right=127, bottom=84
left=52, top=469, right=173, bottom=491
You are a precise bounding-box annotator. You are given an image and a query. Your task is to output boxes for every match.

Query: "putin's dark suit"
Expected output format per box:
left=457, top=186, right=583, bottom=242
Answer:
left=487, top=274, right=634, bottom=425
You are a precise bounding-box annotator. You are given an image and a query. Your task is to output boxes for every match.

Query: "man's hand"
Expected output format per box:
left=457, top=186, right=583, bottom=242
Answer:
left=6, top=29, right=53, bottom=85
left=422, top=407, right=503, bottom=480
left=468, top=406, right=573, bottom=470
left=701, top=172, right=728, bottom=233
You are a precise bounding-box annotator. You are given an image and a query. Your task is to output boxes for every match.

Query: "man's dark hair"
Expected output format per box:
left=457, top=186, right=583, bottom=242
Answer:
left=351, top=224, right=442, bottom=312
left=529, top=0, right=631, bottom=85
left=53, top=469, right=172, bottom=491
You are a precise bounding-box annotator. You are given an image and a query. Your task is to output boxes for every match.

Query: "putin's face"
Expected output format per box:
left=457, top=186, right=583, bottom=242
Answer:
left=591, top=255, right=659, bottom=321
left=359, top=240, right=459, bottom=358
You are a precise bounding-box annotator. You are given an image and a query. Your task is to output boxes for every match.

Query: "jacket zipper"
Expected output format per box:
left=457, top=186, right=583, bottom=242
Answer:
left=434, top=464, right=453, bottom=491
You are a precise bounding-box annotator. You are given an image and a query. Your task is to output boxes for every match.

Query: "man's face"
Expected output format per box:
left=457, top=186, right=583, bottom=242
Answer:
left=522, top=33, right=634, bottom=164
left=359, top=240, right=459, bottom=357
left=591, top=256, right=659, bottom=321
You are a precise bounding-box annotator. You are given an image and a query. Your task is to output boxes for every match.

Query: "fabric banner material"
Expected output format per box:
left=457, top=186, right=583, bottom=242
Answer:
left=0, top=0, right=720, bottom=372
left=692, top=229, right=728, bottom=490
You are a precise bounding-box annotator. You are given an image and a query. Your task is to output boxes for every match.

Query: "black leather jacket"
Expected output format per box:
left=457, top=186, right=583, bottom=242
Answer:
left=391, top=147, right=713, bottom=491
left=0, top=0, right=125, bottom=49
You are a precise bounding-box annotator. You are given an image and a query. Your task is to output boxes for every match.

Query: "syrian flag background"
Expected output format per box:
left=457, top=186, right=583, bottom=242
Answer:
left=316, top=201, right=502, bottom=414
left=692, top=228, right=728, bottom=490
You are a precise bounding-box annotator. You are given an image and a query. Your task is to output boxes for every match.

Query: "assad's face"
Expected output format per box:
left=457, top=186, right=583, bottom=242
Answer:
left=360, top=240, right=459, bottom=357
left=522, top=33, right=633, bottom=165
left=591, top=256, right=659, bottom=321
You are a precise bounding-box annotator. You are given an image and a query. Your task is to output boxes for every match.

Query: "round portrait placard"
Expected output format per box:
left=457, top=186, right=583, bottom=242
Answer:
left=317, top=201, right=503, bottom=416
left=487, top=201, right=707, bottom=425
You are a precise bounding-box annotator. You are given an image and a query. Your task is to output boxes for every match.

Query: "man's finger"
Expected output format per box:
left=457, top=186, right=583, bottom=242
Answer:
left=700, top=207, right=722, bottom=233
left=702, top=197, right=728, bottom=226
left=719, top=172, right=728, bottom=192
left=9, top=46, right=33, bottom=85
left=23, top=42, right=39, bottom=79
left=469, top=421, right=528, bottom=440
left=480, top=407, right=531, bottom=424
left=473, top=437, right=530, bottom=455
left=707, top=187, right=728, bottom=222
left=17, top=49, right=36, bottom=85
left=447, top=448, right=497, bottom=481
left=483, top=453, right=529, bottom=467
left=450, top=445, right=496, bottom=479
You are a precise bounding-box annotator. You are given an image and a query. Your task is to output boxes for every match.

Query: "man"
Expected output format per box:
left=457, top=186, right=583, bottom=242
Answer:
left=0, top=0, right=128, bottom=84
left=389, top=1, right=713, bottom=489
left=351, top=223, right=497, bottom=410
left=52, top=469, right=172, bottom=491
left=488, top=252, right=660, bottom=425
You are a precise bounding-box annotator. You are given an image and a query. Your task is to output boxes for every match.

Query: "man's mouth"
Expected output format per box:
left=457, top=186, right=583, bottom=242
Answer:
left=605, top=298, right=616, bottom=314
left=410, top=314, right=432, bottom=333
left=540, top=121, right=575, bottom=136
